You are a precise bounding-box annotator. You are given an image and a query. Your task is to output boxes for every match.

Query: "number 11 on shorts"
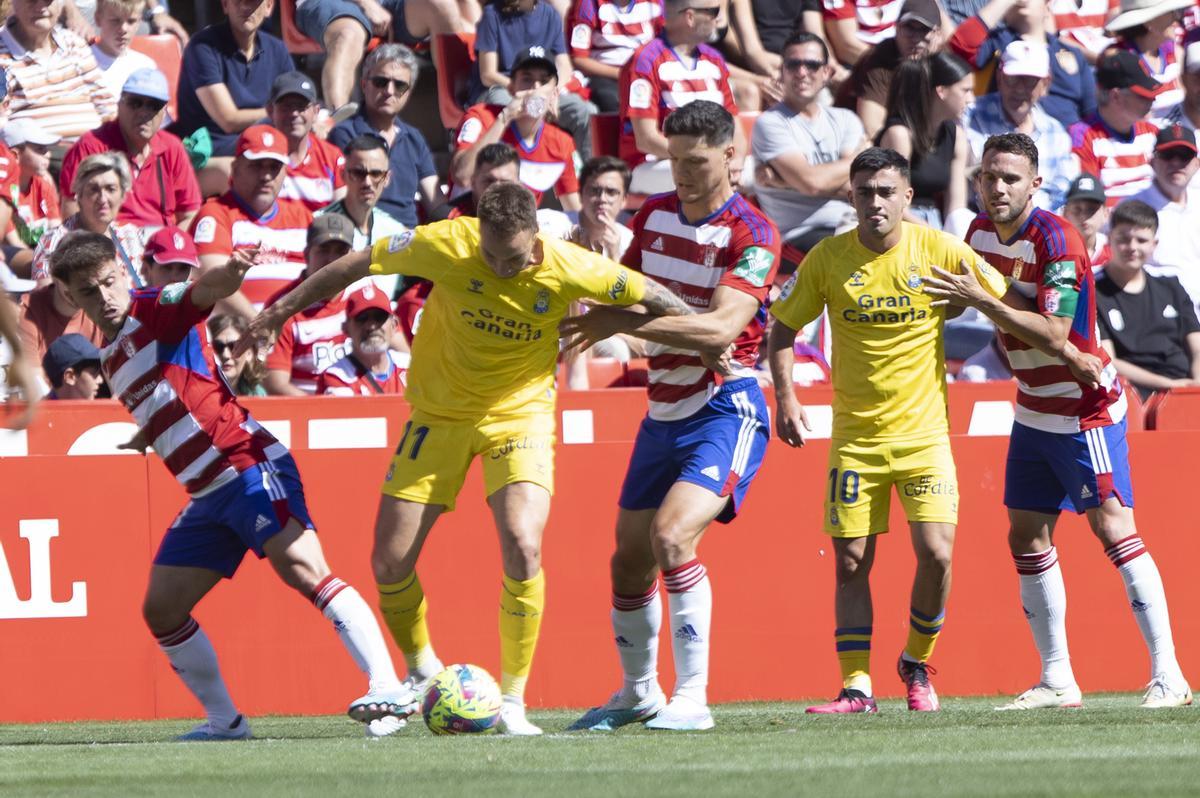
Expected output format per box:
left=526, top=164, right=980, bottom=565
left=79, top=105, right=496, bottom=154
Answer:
left=829, top=468, right=860, bottom=504
left=395, top=421, right=430, bottom=460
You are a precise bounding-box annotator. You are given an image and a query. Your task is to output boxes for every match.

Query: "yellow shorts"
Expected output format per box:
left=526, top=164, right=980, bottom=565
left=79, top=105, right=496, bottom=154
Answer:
left=381, top=410, right=556, bottom=511
left=824, top=437, right=958, bottom=537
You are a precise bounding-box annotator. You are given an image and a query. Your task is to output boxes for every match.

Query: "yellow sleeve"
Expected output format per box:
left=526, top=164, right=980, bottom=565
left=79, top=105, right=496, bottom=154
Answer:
left=566, top=249, right=646, bottom=306
left=769, top=249, right=826, bottom=330
left=947, top=237, right=1008, bottom=299
left=369, top=229, right=444, bottom=281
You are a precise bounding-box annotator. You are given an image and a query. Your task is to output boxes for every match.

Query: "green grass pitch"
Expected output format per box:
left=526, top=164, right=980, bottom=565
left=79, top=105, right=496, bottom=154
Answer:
left=2, top=696, right=1197, bottom=797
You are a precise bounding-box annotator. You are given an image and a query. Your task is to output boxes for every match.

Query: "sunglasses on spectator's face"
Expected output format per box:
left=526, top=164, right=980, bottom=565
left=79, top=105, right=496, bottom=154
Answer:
left=784, top=58, right=826, bottom=73
left=685, top=5, right=720, bottom=17
left=348, top=167, right=389, bottom=181
left=212, top=340, right=239, bottom=355
left=368, top=76, right=410, bottom=94
left=123, top=95, right=166, bottom=113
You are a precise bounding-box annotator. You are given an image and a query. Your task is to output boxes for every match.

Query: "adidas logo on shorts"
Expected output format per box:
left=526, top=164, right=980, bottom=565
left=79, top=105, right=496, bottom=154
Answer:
left=700, top=465, right=720, bottom=480
left=254, top=515, right=272, bottom=533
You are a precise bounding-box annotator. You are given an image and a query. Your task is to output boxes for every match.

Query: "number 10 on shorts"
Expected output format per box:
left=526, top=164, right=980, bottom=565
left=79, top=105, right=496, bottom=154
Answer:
left=829, top=468, right=860, bottom=504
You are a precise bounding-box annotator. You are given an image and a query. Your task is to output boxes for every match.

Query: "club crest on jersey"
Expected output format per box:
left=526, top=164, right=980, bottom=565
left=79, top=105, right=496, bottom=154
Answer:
left=1012, top=257, right=1025, bottom=280
left=533, top=288, right=550, bottom=314
left=830, top=506, right=840, bottom=526
left=849, top=270, right=865, bottom=287
left=704, top=246, right=718, bottom=268
left=121, top=337, right=137, bottom=358
left=907, top=265, right=922, bottom=289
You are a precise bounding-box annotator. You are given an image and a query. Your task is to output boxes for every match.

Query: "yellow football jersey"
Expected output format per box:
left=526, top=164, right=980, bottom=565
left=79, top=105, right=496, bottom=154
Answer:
left=771, top=222, right=1007, bottom=442
left=370, top=217, right=646, bottom=421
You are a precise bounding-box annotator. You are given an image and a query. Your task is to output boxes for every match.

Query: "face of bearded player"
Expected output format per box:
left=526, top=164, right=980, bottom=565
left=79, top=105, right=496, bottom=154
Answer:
left=976, top=148, right=1042, bottom=226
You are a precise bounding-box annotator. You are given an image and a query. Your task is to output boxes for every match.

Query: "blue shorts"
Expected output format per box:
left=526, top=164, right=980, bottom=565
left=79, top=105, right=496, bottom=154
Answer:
left=1004, top=419, right=1134, bottom=515
left=294, top=0, right=424, bottom=47
left=618, top=378, right=769, bottom=524
left=154, top=456, right=316, bottom=578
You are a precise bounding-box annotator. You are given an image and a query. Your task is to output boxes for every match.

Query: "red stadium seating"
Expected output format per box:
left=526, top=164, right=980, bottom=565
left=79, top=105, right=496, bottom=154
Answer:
left=279, top=0, right=322, bottom=55
left=586, top=357, right=627, bottom=387
left=1143, top=386, right=1200, bottom=431
left=433, top=33, right=476, bottom=130
left=129, top=35, right=182, bottom=122
left=591, top=112, right=619, bottom=158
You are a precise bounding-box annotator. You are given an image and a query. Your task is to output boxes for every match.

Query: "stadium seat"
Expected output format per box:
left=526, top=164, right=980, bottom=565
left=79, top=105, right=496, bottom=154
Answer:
left=130, top=35, right=182, bottom=122
left=1143, top=386, right=1200, bottom=431
left=738, top=111, right=758, bottom=144
left=591, top=113, right=619, bottom=158
left=624, top=357, right=649, bottom=386
left=279, top=0, right=323, bottom=55
left=433, top=33, right=476, bottom=130
left=586, top=357, right=627, bottom=388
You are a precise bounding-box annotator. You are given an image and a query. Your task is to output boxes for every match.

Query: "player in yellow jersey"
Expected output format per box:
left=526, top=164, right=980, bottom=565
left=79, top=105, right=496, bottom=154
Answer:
left=767, top=148, right=1007, bottom=713
left=245, top=182, right=693, bottom=735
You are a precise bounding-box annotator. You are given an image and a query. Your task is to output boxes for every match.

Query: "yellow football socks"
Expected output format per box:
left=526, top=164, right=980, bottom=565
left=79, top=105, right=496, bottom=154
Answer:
left=499, top=570, right=546, bottom=700
left=905, top=607, right=945, bottom=663
left=377, top=572, right=436, bottom=673
left=835, top=626, right=873, bottom=694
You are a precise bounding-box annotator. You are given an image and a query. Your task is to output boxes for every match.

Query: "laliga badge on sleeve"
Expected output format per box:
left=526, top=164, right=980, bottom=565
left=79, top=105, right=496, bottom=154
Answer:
left=629, top=79, right=653, bottom=110
left=388, top=231, right=414, bottom=254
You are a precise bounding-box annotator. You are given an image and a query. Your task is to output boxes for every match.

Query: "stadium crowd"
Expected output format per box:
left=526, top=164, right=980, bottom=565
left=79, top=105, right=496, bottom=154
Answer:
left=1, top=0, right=1200, bottom=401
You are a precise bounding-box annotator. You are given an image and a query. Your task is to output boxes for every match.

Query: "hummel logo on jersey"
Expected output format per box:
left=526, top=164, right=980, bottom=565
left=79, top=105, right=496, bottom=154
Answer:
left=1131, top=599, right=1150, bottom=612
left=1080, top=485, right=1093, bottom=499
left=674, top=624, right=703, bottom=643
left=849, top=270, right=865, bottom=287
left=615, top=635, right=634, bottom=648
left=700, top=465, right=720, bottom=480
left=254, top=515, right=273, bottom=533
left=651, top=237, right=664, bottom=252
left=469, top=279, right=484, bottom=294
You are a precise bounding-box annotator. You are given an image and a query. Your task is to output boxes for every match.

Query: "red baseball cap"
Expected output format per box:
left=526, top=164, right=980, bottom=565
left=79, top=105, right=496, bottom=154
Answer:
left=236, top=125, right=289, bottom=164
left=346, top=284, right=393, bottom=319
left=144, top=226, right=200, bottom=268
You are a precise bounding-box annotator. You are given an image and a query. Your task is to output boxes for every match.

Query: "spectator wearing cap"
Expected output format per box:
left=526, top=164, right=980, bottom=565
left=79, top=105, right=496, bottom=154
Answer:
left=31, top=152, right=144, bottom=285
left=965, top=40, right=1077, bottom=210
left=2, top=119, right=62, bottom=271
left=293, top=0, right=476, bottom=113
left=90, top=0, right=156, bottom=100
left=1132, top=124, right=1200, bottom=312
left=189, top=125, right=313, bottom=316
left=41, top=332, right=104, bottom=399
left=1062, top=173, right=1112, bottom=265
left=1096, top=198, right=1200, bottom=398
left=174, top=0, right=294, bottom=185
left=753, top=32, right=864, bottom=254
left=0, top=0, right=116, bottom=144
left=619, top=0, right=745, bottom=193
left=567, top=0, right=663, bottom=113
left=821, top=0, right=920, bottom=69
left=315, top=134, right=408, bottom=297
left=141, top=225, right=199, bottom=287
left=329, top=45, right=446, bottom=227
left=1107, top=0, right=1193, bottom=115
left=317, top=285, right=408, bottom=396
left=60, top=68, right=201, bottom=231
left=1070, top=49, right=1164, bottom=206
left=948, top=0, right=1095, bottom=128
left=835, top=0, right=943, bottom=140
left=1153, top=40, right=1200, bottom=130
left=268, top=72, right=347, bottom=214
left=452, top=46, right=580, bottom=210
left=262, top=214, right=363, bottom=395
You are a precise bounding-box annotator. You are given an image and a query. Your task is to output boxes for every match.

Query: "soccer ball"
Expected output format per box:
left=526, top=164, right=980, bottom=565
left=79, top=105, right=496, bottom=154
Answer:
left=421, top=664, right=503, bottom=735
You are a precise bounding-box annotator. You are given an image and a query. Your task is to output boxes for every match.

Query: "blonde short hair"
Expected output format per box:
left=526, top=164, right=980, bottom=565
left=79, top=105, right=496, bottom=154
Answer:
left=72, top=152, right=132, bottom=197
left=95, top=0, right=149, bottom=20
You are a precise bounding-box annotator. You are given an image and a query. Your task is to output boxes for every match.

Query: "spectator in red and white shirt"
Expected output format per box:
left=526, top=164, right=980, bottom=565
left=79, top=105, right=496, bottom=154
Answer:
left=821, top=0, right=905, bottom=67
left=190, top=125, right=313, bottom=317
left=317, top=285, right=408, bottom=396
left=452, top=48, right=580, bottom=210
left=1071, top=50, right=1164, bottom=206
left=268, top=71, right=347, bottom=214
left=1107, top=0, right=1192, bottom=115
left=141, top=226, right=201, bottom=288
left=263, top=214, right=357, bottom=395
left=618, top=0, right=744, bottom=194
left=0, top=0, right=116, bottom=143
left=2, top=119, right=61, bottom=262
left=568, top=0, right=664, bottom=111
left=1051, top=0, right=1118, bottom=62
left=60, top=68, right=202, bottom=231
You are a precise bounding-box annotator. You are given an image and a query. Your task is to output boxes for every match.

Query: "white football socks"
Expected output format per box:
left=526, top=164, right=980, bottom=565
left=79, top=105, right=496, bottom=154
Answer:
left=1014, top=548, right=1076, bottom=689
left=313, top=576, right=402, bottom=690
left=663, top=560, right=712, bottom=706
left=156, top=617, right=240, bottom=729
left=1106, top=538, right=1183, bottom=683
left=611, top=583, right=661, bottom=702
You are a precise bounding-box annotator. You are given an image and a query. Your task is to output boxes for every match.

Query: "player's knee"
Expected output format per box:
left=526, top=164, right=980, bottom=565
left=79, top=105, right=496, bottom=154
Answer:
left=917, top=544, right=953, bottom=575
left=142, top=595, right=187, bottom=637
left=501, top=536, right=541, bottom=580
left=649, top=520, right=697, bottom=570
left=371, top=548, right=411, bottom=584
left=610, top=547, right=654, bottom=591
left=834, top=548, right=871, bottom=583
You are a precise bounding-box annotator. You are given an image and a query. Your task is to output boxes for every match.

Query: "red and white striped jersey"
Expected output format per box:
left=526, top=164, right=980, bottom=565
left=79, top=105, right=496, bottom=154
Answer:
left=966, top=209, right=1126, bottom=433
left=100, top=283, right=288, bottom=495
left=1116, top=39, right=1183, bottom=114
left=190, top=193, right=313, bottom=311
left=820, top=0, right=903, bottom=45
left=455, top=105, right=580, bottom=202
left=263, top=277, right=356, bottom=394
left=1051, top=0, right=1118, bottom=56
left=622, top=192, right=779, bottom=421
left=569, top=0, right=664, bottom=67
left=1069, top=116, right=1158, bottom=207
left=618, top=36, right=738, bottom=168
left=317, top=351, right=408, bottom=396
left=279, top=134, right=346, bottom=213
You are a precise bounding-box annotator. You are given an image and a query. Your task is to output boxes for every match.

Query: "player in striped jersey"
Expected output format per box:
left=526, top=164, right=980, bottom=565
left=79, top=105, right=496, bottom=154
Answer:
left=563, top=101, right=778, bottom=732
left=50, top=231, right=413, bottom=740
left=926, top=132, right=1192, bottom=710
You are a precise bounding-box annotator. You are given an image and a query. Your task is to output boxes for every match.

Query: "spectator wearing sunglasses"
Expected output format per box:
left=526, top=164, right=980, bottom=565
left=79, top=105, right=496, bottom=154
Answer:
left=1108, top=0, right=1193, bottom=115
left=329, top=44, right=447, bottom=227
left=268, top=72, right=347, bottom=214
left=208, top=313, right=267, bottom=396
left=60, top=69, right=202, bottom=231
